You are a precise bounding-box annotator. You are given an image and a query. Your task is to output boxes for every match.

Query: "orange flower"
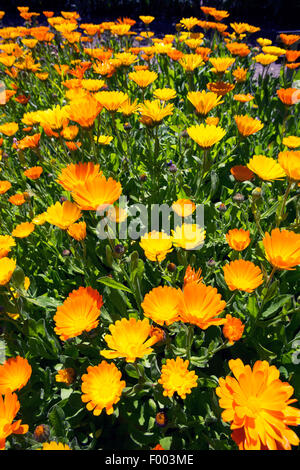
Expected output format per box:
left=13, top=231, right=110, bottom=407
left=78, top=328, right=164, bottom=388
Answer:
left=183, top=265, right=203, bottom=287
left=207, top=81, right=235, bottom=96
left=277, top=88, right=300, bottom=106
left=23, top=166, right=43, bottom=180
left=57, top=162, right=102, bottom=192
left=223, top=259, right=263, bottom=293
left=178, top=282, right=226, bottom=329
left=54, top=286, right=103, bottom=341
left=222, top=314, right=245, bottom=345
left=0, top=356, right=32, bottom=394
left=0, top=257, right=16, bottom=285
left=0, top=181, right=12, bottom=194
left=0, top=392, right=29, bottom=450
left=141, top=286, right=182, bottom=326
left=209, top=57, right=235, bottom=73
left=55, top=368, right=76, bottom=385
left=232, top=67, right=248, bottom=83
left=11, top=222, right=35, bottom=238
left=233, top=93, right=254, bottom=103
left=0, top=235, right=15, bottom=259
left=278, top=151, right=300, bottom=181
left=71, top=174, right=122, bottom=211
left=67, top=221, right=87, bottom=241
left=67, top=95, right=102, bottom=127
left=45, top=201, right=82, bottom=229
left=172, top=198, right=196, bottom=217
left=8, top=193, right=26, bottom=206
left=230, top=165, right=254, bottom=181
left=247, top=154, right=286, bottom=181
left=226, top=228, right=251, bottom=251
left=216, top=359, right=300, bottom=450
left=282, top=136, right=300, bottom=149
left=187, top=90, right=223, bottom=115
left=262, top=229, right=300, bottom=271
left=0, top=122, right=18, bottom=136
left=40, top=441, right=71, bottom=450
left=128, top=70, right=158, bottom=88
left=234, top=115, right=264, bottom=136
left=95, top=91, right=128, bottom=112
left=158, top=357, right=198, bottom=399
left=280, top=33, right=300, bottom=46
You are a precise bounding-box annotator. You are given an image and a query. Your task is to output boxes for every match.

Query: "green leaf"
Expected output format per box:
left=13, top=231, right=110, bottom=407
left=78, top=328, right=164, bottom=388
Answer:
left=48, top=404, right=66, bottom=438
left=97, top=276, right=132, bottom=293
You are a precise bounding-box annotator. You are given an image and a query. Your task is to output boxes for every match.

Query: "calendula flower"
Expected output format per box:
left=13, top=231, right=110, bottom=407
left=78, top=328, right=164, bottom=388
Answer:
left=282, top=136, right=300, bottom=149
left=257, top=38, right=272, bottom=47
left=230, top=165, right=254, bottom=181
left=235, top=115, right=264, bottom=136
left=187, top=90, right=223, bottom=115
left=55, top=368, right=76, bottom=385
left=32, top=212, right=47, bottom=225
left=57, top=162, right=102, bottom=192
left=45, top=201, right=82, bottom=230
left=60, top=125, right=79, bottom=140
left=138, top=100, right=174, bottom=126
left=40, top=442, right=71, bottom=450
left=232, top=67, right=248, bottom=83
left=11, top=222, right=35, bottom=238
left=187, top=123, right=226, bottom=148
left=222, top=314, right=245, bottom=345
left=139, top=16, right=155, bottom=25
left=280, top=33, right=300, bottom=46
left=178, top=282, right=226, bottom=329
left=81, top=361, right=125, bottom=416
left=101, top=317, right=158, bottom=363
left=54, top=286, right=103, bottom=341
left=262, top=46, right=286, bottom=56
left=180, top=17, right=199, bottom=31
left=67, top=221, right=87, bottom=241
left=106, top=206, right=128, bottom=223
left=233, top=93, right=254, bottom=103
left=247, top=154, right=286, bottom=181
left=172, top=198, right=196, bottom=217
left=141, top=286, right=182, bottom=326
left=226, top=42, right=250, bottom=57
left=95, top=91, right=128, bottom=112
left=153, top=88, right=177, bottom=101
left=253, top=53, right=277, bottom=66
left=0, top=122, right=18, bottom=136
left=0, top=181, right=12, bottom=194
left=94, top=135, right=113, bottom=145
left=8, top=193, right=26, bottom=206
left=216, top=359, right=300, bottom=450
left=179, top=54, right=204, bottom=72
left=278, top=151, right=300, bottom=181
left=23, top=166, right=43, bottom=180
left=277, top=88, right=300, bottom=106
left=207, top=81, right=235, bottom=96
left=128, top=70, right=158, bottom=88
left=183, top=265, right=203, bottom=287
left=0, top=236, right=16, bottom=259
left=0, top=356, right=32, bottom=394
left=66, top=95, right=102, bottom=128
left=205, top=116, right=219, bottom=126
left=263, top=229, right=300, bottom=271
left=209, top=57, right=235, bottom=73
left=35, top=105, right=69, bottom=131
left=71, top=174, right=122, bottom=211
left=172, top=223, right=205, bottom=250
left=226, top=228, right=251, bottom=251
left=158, top=357, right=198, bottom=399
left=0, top=392, right=28, bottom=450
left=140, top=230, right=173, bottom=262
left=0, top=257, right=16, bottom=285
left=223, top=259, right=263, bottom=293
left=117, top=98, right=139, bottom=117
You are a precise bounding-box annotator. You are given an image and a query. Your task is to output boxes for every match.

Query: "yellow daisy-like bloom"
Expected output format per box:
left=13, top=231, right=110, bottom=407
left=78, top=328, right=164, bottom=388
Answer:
left=209, top=57, right=235, bottom=73
left=262, top=228, right=300, bottom=271
left=0, top=181, right=12, bottom=195
left=81, top=78, right=106, bottom=92
left=54, top=286, right=103, bottom=341
left=180, top=17, right=199, bottom=31
left=262, top=46, right=286, bottom=56
left=81, top=361, right=126, bottom=416
left=66, top=94, right=102, bottom=128
left=140, top=230, right=173, bottom=262
left=233, top=93, right=254, bottom=102
left=172, top=224, right=205, bottom=250
left=282, top=136, right=300, bottom=149
left=35, top=105, right=69, bottom=131
left=278, top=151, right=300, bottom=181
left=205, top=116, right=219, bottom=126
left=55, top=368, right=76, bottom=385
left=60, top=125, right=79, bottom=141
left=0, top=122, right=19, bottom=137
left=41, top=441, right=71, bottom=450
left=187, top=123, right=226, bottom=148
left=216, top=358, right=300, bottom=450
left=138, top=100, right=174, bottom=126
left=101, top=317, right=158, bottom=363
left=32, top=212, right=47, bottom=225
left=247, top=154, right=286, bottom=181
left=0, top=356, right=32, bottom=394
left=223, top=259, right=263, bottom=293
left=179, top=282, right=226, bottom=329
left=71, top=174, right=122, bottom=211
left=179, top=54, right=204, bottom=72
left=67, top=221, right=87, bottom=241
left=153, top=88, right=177, bottom=101
left=95, top=90, right=128, bottom=112
left=114, top=52, right=138, bottom=67
left=94, top=135, right=113, bottom=145
left=45, top=201, right=82, bottom=230
left=232, top=67, right=248, bottom=83
left=57, top=162, right=102, bottom=192
left=222, top=314, right=245, bottom=345
left=187, top=90, right=223, bottom=115
left=0, top=257, right=16, bottom=285
left=183, top=265, right=203, bottom=287
left=117, top=98, right=139, bottom=117
left=141, top=286, right=183, bottom=326
left=257, top=37, right=272, bottom=47
left=207, top=81, right=235, bottom=96
left=0, top=392, right=29, bottom=450
left=0, top=235, right=16, bottom=259
left=11, top=222, right=35, bottom=239
left=139, top=15, right=155, bottom=25
left=253, top=53, right=277, bottom=66
left=234, top=115, right=264, bottom=136
left=158, top=357, right=198, bottom=399
left=225, top=228, right=251, bottom=251
left=172, top=198, right=196, bottom=217
left=128, top=70, right=158, bottom=88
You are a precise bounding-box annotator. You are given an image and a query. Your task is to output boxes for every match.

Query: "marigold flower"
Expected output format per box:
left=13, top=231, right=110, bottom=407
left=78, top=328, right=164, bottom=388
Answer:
left=223, top=259, right=263, bottom=293
left=0, top=257, right=16, bottom=285
left=183, top=265, right=203, bottom=287
left=35, top=105, right=69, bottom=131
left=280, top=33, right=300, bottom=46
left=140, top=230, right=173, bottom=262
left=178, top=282, right=226, bottom=329
left=67, top=95, right=102, bottom=127
left=71, top=174, right=122, bottom=211
left=282, top=136, right=300, bottom=149
left=11, top=222, right=35, bottom=238
left=0, top=181, right=12, bottom=194
left=277, top=88, right=300, bottom=106
left=209, top=57, right=235, bottom=73
left=256, top=37, right=272, bottom=47
left=0, top=392, right=28, bottom=450
left=54, top=286, right=103, bottom=341
left=158, top=357, right=198, bottom=399
left=180, top=17, right=199, bottom=31
left=117, top=98, right=139, bottom=117
left=230, top=165, right=254, bottom=181
left=235, top=115, right=264, bottom=136
left=67, top=221, right=87, bottom=241
left=45, top=200, right=82, bottom=230
left=247, top=154, right=286, bottom=181
left=101, top=317, right=158, bottom=363
left=153, top=88, right=177, bottom=101
left=263, top=229, right=300, bottom=271
left=179, top=54, right=204, bottom=71
left=55, top=368, right=76, bottom=385
left=95, top=90, right=128, bottom=112
left=233, top=93, right=254, bottom=103
left=205, top=116, right=219, bottom=126
left=216, top=359, right=300, bottom=450
left=278, top=151, right=300, bottom=181
left=262, top=46, right=286, bottom=56
left=0, top=356, right=32, bottom=394
left=128, top=70, right=158, bottom=88
left=23, top=166, right=43, bottom=180
left=226, top=228, right=251, bottom=251
left=187, top=123, right=226, bottom=148
left=0, top=122, right=18, bottom=136
left=57, top=162, right=102, bottom=192
left=94, top=135, right=113, bottom=145
left=226, top=42, right=250, bottom=57
left=106, top=205, right=128, bottom=223
left=60, top=125, right=79, bottom=140
left=0, top=236, right=16, bottom=259
left=172, top=223, right=205, bottom=250
left=32, top=212, right=47, bottom=225
left=207, top=81, right=235, bottom=96
left=172, top=198, right=196, bottom=217
left=40, top=441, right=71, bottom=450
left=285, top=50, right=300, bottom=62
left=232, top=67, right=248, bottom=83
left=138, top=100, right=174, bottom=126
left=222, top=314, right=244, bottom=345
left=253, top=53, right=277, bottom=66
left=139, top=16, right=155, bottom=25
left=9, top=193, right=27, bottom=206
left=187, top=90, right=223, bottom=115
left=141, top=286, right=182, bottom=326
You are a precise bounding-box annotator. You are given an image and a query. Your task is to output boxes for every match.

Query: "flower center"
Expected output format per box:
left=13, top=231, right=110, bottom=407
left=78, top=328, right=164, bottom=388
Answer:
left=247, top=396, right=261, bottom=414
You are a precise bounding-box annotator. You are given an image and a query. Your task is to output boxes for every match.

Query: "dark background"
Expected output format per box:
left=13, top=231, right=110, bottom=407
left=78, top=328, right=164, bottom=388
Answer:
left=0, top=0, right=299, bottom=38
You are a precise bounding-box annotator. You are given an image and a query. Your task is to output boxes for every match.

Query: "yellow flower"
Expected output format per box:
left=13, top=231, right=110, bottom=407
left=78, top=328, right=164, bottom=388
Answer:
left=282, top=136, right=300, bottom=149
left=45, top=201, right=82, bottom=230
left=0, top=122, right=18, bottom=136
left=95, top=91, right=128, bottom=112
left=179, top=54, right=204, bottom=71
left=140, top=230, right=173, bottom=262
left=40, top=442, right=71, bottom=450
left=94, top=135, right=113, bottom=145
left=101, top=317, right=159, bottom=363
left=234, top=115, right=264, bottom=136
left=223, top=259, right=263, bottom=293
left=172, top=198, right=196, bottom=217
left=256, top=38, right=272, bottom=47
left=141, top=286, right=183, bottom=326
left=153, top=88, right=177, bottom=101
left=187, top=123, right=226, bottom=148
left=253, top=53, right=277, bottom=66
left=138, top=100, right=174, bottom=126
left=247, top=154, right=286, bottom=181
left=11, top=222, right=35, bottom=238
left=0, top=257, right=16, bottom=285
left=187, top=90, right=223, bottom=115
left=180, top=17, right=199, bottom=31
left=172, top=224, right=205, bottom=250
left=262, top=46, right=286, bottom=56
left=55, top=368, right=76, bottom=385
left=117, top=98, right=139, bottom=117
left=0, top=235, right=16, bottom=259
left=32, top=212, right=47, bottom=225
left=128, top=70, right=158, bottom=88
left=158, top=357, right=198, bottom=399
left=263, top=229, right=300, bottom=271
left=139, top=16, right=155, bottom=25
left=278, top=151, right=300, bottom=181
left=209, top=57, right=235, bottom=73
